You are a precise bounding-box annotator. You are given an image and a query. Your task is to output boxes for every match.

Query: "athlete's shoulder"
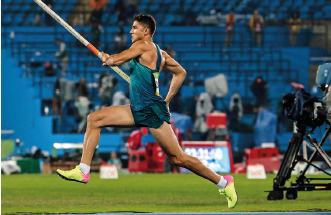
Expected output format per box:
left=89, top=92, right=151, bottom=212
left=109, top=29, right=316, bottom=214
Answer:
left=131, top=40, right=154, bottom=52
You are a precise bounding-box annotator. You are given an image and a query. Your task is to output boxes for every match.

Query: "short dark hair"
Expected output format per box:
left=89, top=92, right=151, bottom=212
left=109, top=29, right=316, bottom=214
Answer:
left=133, top=14, right=156, bottom=36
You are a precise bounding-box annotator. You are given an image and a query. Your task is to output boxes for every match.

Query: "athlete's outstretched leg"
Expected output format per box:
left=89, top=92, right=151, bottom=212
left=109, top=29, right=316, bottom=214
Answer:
left=149, top=121, right=238, bottom=208
left=149, top=122, right=220, bottom=183
left=80, top=104, right=135, bottom=165
left=56, top=105, right=135, bottom=183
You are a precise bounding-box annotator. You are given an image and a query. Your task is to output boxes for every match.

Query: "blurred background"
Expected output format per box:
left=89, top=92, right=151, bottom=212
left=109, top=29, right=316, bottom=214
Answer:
left=1, top=0, right=331, bottom=175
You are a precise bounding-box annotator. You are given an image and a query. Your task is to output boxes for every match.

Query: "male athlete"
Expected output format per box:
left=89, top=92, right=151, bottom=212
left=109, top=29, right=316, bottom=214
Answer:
left=56, top=14, right=237, bottom=209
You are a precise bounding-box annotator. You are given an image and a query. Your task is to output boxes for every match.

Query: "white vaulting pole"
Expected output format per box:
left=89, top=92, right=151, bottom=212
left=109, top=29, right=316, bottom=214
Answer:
left=33, top=0, right=130, bottom=83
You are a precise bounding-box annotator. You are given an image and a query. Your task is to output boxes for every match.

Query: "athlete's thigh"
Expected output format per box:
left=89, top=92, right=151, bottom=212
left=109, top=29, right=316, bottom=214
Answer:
left=91, top=104, right=135, bottom=128
left=149, top=121, right=183, bottom=157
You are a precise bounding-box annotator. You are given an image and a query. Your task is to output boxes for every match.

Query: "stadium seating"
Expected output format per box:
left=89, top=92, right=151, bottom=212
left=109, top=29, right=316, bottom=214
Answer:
left=6, top=30, right=301, bottom=117
left=2, top=0, right=331, bottom=27
left=1, top=0, right=327, bottom=138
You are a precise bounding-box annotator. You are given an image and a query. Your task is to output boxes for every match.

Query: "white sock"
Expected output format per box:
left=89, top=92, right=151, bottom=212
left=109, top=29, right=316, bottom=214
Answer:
left=79, top=163, right=90, bottom=175
left=216, top=176, right=228, bottom=189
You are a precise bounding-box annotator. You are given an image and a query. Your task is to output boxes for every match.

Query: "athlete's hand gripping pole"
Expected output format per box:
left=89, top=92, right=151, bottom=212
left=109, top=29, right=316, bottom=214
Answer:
left=33, top=0, right=130, bottom=83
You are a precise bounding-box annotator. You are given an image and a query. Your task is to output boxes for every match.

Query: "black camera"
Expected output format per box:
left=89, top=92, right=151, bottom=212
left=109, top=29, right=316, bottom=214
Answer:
left=282, top=89, right=328, bottom=131
left=267, top=63, right=331, bottom=201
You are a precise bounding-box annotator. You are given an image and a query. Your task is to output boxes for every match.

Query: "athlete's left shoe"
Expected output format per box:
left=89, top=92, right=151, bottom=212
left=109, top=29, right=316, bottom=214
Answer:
left=219, top=175, right=238, bottom=209
left=56, top=166, right=90, bottom=184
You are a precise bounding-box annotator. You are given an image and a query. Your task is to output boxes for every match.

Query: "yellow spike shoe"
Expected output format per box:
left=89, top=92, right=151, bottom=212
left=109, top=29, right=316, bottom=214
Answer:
left=56, top=166, right=90, bottom=184
left=219, top=175, right=238, bottom=209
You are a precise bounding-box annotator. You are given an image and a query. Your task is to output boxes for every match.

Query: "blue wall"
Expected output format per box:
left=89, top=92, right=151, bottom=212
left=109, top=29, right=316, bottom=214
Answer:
left=1, top=49, right=123, bottom=154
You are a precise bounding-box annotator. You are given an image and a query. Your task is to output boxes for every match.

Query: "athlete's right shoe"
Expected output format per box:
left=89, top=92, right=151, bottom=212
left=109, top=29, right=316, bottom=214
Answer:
left=219, top=175, right=238, bottom=209
left=56, top=165, right=90, bottom=184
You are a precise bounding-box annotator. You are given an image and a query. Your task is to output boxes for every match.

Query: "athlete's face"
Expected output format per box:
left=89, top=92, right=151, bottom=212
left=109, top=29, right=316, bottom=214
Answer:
left=130, top=21, right=148, bottom=43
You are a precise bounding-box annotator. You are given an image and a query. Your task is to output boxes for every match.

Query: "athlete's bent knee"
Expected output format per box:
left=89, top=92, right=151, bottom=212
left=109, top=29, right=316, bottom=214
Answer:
left=87, top=113, right=99, bottom=128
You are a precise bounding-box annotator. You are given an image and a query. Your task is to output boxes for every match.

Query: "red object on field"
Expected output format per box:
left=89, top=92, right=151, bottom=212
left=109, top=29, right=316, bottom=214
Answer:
left=206, top=113, right=227, bottom=128
left=146, top=142, right=166, bottom=172
left=233, top=163, right=247, bottom=174
left=245, top=147, right=280, bottom=173
left=128, top=149, right=148, bottom=172
left=128, top=143, right=166, bottom=173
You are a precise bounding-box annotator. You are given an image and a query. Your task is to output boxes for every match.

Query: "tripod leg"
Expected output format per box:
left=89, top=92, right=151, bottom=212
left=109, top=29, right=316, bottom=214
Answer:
left=296, top=126, right=331, bottom=184
left=267, top=131, right=304, bottom=200
left=276, top=132, right=304, bottom=187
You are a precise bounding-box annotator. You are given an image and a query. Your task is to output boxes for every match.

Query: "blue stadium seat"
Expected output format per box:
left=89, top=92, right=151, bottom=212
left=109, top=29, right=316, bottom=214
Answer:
left=260, top=0, right=270, bottom=7
left=215, top=1, right=224, bottom=8
left=234, top=6, right=244, bottom=13
left=66, top=4, right=74, bottom=11
left=270, top=1, right=280, bottom=8
left=196, top=86, right=206, bottom=95
left=293, top=0, right=303, bottom=7
left=2, top=4, right=9, bottom=11
left=53, top=4, right=63, bottom=11
left=155, top=13, right=164, bottom=25
left=140, top=0, right=150, bottom=4
left=181, top=86, right=194, bottom=98
left=110, top=14, right=118, bottom=23
left=305, top=0, right=315, bottom=6
left=183, top=2, right=193, bottom=11
left=203, top=3, right=214, bottom=12
left=67, top=0, right=77, bottom=4
left=169, top=2, right=180, bottom=12
left=316, top=0, right=326, bottom=6
left=300, top=5, right=310, bottom=13
left=61, top=13, right=69, bottom=22
left=192, top=3, right=204, bottom=12
left=278, top=5, right=288, bottom=12
left=222, top=5, right=231, bottom=13
left=283, top=0, right=293, bottom=6
left=2, top=14, right=12, bottom=25
left=314, top=11, right=324, bottom=19
left=21, top=4, right=31, bottom=11
left=149, top=2, right=160, bottom=11
left=324, top=11, right=331, bottom=19
left=163, top=14, right=175, bottom=26
left=139, top=3, right=148, bottom=11
left=11, top=4, right=20, bottom=11
left=13, top=13, right=24, bottom=25
left=24, top=13, right=34, bottom=25
left=276, top=12, right=287, bottom=21
left=322, top=5, right=331, bottom=14
left=300, top=12, right=309, bottom=20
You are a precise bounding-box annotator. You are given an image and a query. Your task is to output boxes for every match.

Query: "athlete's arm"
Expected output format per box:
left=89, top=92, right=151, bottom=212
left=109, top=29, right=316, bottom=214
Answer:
left=101, top=41, right=147, bottom=66
left=162, top=50, right=186, bottom=105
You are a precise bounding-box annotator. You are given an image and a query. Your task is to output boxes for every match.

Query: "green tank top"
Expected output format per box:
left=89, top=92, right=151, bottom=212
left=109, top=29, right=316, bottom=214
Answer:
left=129, top=43, right=165, bottom=111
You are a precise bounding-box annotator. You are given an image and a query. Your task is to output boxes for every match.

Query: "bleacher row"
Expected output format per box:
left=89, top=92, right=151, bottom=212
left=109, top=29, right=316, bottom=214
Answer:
left=1, top=0, right=75, bottom=26
left=1, top=0, right=331, bottom=27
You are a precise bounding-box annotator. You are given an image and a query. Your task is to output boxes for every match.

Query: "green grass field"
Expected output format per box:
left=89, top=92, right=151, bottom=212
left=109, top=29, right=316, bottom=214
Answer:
left=2, top=173, right=331, bottom=214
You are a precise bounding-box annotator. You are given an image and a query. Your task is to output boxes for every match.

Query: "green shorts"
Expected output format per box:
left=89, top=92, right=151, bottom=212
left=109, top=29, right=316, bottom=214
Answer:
left=131, top=101, right=171, bottom=129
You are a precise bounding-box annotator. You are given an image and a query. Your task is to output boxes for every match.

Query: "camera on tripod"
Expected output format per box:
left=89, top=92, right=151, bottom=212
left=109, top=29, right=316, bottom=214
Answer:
left=282, top=90, right=328, bottom=130
left=267, top=63, right=331, bottom=200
